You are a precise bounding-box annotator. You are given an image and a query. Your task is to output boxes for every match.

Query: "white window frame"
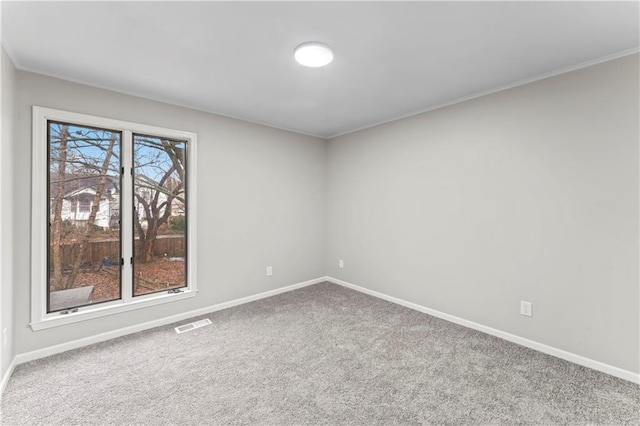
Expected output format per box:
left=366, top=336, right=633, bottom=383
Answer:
left=31, top=106, right=198, bottom=330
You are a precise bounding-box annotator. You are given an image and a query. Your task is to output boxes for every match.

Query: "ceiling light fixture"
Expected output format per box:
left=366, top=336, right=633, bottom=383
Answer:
left=294, top=42, right=334, bottom=68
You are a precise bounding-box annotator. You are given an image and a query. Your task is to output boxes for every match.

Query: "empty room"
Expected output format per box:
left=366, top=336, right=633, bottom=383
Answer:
left=0, top=1, right=638, bottom=425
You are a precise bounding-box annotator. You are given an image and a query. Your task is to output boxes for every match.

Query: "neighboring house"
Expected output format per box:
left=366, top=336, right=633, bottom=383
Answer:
left=58, top=184, right=120, bottom=230
left=51, top=174, right=184, bottom=231
left=49, top=173, right=120, bottom=231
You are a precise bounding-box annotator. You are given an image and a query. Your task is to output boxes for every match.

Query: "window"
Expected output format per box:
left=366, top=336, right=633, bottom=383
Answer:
left=47, top=122, right=122, bottom=312
left=32, top=107, right=198, bottom=330
left=132, top=134, right=188, bottom=297
left=78, top=199, right=91, bottom=213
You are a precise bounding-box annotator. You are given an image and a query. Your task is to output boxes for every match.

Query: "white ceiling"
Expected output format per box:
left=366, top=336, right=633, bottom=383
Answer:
left=2, top=1, right=639, bottom=138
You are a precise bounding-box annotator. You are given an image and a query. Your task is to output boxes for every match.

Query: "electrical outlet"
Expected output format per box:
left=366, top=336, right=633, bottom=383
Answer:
left=338, top=259, right=344, bottom=268
left=520, top=301, right=532, bottom=317
left=266, top=266, right=273, bottom=277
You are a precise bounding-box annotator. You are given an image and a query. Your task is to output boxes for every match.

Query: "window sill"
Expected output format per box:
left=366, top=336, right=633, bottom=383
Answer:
left=30, top=289, right=198, bottom=331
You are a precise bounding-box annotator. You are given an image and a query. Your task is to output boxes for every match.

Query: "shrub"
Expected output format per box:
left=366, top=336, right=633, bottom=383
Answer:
left=169, top=216, right=186, bottom=232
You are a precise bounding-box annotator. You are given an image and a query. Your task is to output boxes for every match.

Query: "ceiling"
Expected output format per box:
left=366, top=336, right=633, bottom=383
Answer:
left=2, top=1, right=639, bottom=139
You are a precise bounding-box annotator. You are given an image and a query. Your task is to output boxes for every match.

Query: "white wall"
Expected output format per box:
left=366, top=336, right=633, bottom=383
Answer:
left=1, top=46, right=17, bottom=380
left=326, top=54, right=640, bottom=374
left=14, top=71, right=326, bottom=354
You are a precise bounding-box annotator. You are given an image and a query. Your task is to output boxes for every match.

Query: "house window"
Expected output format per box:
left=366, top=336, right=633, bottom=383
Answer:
left=78, top=198, right=91, bottom=213
left=32, top=106, right=198, bottom=330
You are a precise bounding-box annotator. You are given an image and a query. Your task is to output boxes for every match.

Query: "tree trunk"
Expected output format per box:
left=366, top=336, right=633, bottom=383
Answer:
left=50, top=126, right=69, bottom=290
left=65, top=136, right=116, bottom=288
left=139, top=221, right=158, bottom=263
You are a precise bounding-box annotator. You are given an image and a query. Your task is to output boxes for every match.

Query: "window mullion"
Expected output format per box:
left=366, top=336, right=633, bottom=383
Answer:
left=121, top=130, right=133, bottom=302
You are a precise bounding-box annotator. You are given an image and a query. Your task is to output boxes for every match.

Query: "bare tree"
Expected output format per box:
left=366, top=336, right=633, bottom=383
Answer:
left=65, top=135, right=117, bottom=288
left=48, top=124, right=120, bottom=289
left=49, top=125, right=69, bottom=289
left=48, top=128, right=184, bottom=293
left=134, top=137, right=185, bottom=263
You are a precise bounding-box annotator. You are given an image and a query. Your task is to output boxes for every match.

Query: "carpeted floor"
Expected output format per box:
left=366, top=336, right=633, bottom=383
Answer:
left=1, top=282, right=638, bottom=425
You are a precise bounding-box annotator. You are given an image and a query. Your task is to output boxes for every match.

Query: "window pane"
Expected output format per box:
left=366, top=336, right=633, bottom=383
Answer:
left=133, top=134, right=187, bottom=296
left=48, top=122, right=122, bottom=312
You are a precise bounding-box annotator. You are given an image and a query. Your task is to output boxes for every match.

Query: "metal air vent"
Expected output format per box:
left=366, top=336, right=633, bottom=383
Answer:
left=175, top=318, right=212, bottom=334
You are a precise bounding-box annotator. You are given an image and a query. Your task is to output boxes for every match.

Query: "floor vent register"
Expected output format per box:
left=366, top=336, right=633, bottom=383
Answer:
left=174, top=318, right=212, bottom=334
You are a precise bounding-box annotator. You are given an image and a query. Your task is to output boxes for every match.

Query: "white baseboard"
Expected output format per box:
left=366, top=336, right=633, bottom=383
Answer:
left=0, top=357, right=17, bottom=399
left=11, top=275, right=640, bottom=386
left=15, top=276, right=326, bottom=365
left=327, top=276, right=640, bottom=385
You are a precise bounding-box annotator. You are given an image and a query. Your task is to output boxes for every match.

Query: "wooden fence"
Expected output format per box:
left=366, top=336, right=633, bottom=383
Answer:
left=54, top=235, right=185, bottom=267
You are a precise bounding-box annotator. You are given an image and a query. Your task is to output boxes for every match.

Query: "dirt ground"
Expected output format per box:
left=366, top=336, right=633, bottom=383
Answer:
left=52, top=257, right=186, bottom=304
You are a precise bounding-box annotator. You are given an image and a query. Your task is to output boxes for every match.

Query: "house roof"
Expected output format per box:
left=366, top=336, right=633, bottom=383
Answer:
left=49, top=174, right=119, bottom=199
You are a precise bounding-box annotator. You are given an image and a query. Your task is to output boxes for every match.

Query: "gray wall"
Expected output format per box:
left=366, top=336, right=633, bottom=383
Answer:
left=7, top=52, right=638, bottom=376
left=1, top=46, right=17, bottom=379
left=14, top=71, right=326, bottom=354
left=326, top=54, right=640, bottom=373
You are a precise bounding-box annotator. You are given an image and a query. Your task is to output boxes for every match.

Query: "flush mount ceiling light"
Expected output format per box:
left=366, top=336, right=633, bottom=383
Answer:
left=294, top=42, right=334, bottom=68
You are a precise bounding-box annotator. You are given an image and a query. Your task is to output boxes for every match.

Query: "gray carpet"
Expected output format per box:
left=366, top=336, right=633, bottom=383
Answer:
left=1, top=282, right=638, bottom=425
